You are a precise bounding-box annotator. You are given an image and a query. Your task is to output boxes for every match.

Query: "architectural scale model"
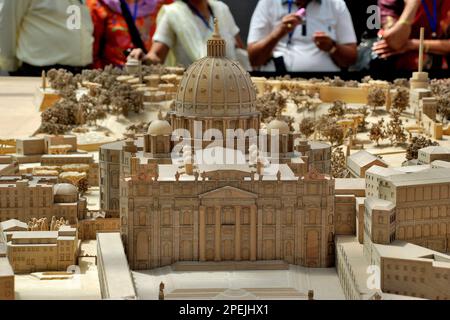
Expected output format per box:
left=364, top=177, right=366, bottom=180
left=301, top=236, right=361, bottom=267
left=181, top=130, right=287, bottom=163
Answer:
left=0, top=24, right=449, bottom=300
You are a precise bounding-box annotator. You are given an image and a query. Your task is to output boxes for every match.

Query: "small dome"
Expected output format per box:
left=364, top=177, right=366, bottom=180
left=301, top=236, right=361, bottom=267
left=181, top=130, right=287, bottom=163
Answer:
left=54, top=183, right=78, bottom=196
left=267, top=119, right=290, bottom=135
left=148, top=119, right=172, bottom=136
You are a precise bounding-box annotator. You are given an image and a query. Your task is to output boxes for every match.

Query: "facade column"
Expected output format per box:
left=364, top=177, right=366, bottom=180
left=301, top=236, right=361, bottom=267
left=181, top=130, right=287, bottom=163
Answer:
left=235, top=206, right=241, bottom=261
left=250, top=204, right=257, bottom=261
left=215, top=205, right=221, bottom=261
left=199, top=206, right=206, bottom=262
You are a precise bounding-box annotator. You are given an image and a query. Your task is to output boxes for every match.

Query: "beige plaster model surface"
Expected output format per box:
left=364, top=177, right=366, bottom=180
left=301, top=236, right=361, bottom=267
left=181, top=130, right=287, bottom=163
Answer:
left=1, top=21, right=450, bottom=301
left=133, top=265, right=345, bottom=300
left=13, top=256, right=101, bottom=300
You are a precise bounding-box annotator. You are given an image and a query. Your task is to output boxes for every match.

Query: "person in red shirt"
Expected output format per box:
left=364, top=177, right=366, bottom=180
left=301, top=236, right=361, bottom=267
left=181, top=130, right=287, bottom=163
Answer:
left=373, top=0, right=450, bottom=71
left=87, top=0, right=173, bottom=69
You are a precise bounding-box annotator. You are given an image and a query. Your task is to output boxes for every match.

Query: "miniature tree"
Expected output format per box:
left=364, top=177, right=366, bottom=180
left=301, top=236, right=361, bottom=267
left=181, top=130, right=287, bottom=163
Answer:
left=331, top=147, right=349, bottom=178
left=430, top=78, right=450, bottom=96
left=368, top=118, right=386, bottom=146
left=405, top=135, right=439, bottom=161
left=368, top=87, right=386, bottom=112
left=317, top=116, right=344, bottom=146
left=345, top=80, right=359, bottom=88
left=357, top=106, right=370, bottom=131
left=393, top=78, right=409, bottom=88
left=299, top=117, right=315, bottom=138
left=436, top=93, right=450, bottom=122
left=385, top=111, right=407, bottom=146
left=325, top=76, right=345, bottom=87
left=328, top=100, right=347, bottom=118
left=256, top=91, right=287, bottom=123
left=77, top=177, right=89, bottom=195
left=392, top=87, right=409, bottom=114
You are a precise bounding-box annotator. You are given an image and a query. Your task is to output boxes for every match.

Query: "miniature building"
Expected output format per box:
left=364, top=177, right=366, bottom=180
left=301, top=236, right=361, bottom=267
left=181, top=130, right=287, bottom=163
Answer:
left=365, top=165, right=430, bottom=198
left=418, top=146, right=450, bottom=164
left=4, top=224, right=78, bottom=274
left=109, top=25, right=344, bottom=270
left=99, top=139, right=145, bottom=218
left=375, top=242, right=450, bottom=299
left=347, top=150, right=388, bottom=178
left=0, top=219, right=28, bottom=241
left=336, top=236, right=425, bottom=300
left=0, top=257, right=14, bottom=300
left=121, top=163, right=336, bottom=269
left=364, top=198, right=396, bottom=246
left=41, top=154, right=93, bottom=166
left=364, top=167, right=450, bottom=253
left=97, top=233, right=137, bottom=300
left=16, top=137, right=46, bottom=156
left=78, top=216, right=120, bottom=240
left=295, top=140, right=331, bottom=174
left=0, top=161, right=19, bottom=176
left=0, top=177, right=87, bottom=224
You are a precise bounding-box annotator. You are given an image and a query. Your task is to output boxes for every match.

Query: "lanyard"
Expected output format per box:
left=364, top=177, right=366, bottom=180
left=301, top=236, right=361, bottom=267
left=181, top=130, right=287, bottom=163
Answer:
left=421, top=0, right=438, bottom=37
left=133, top=0, right=139, bottom=21
left=186, top=1, right=215, bottom=31
left=123, top=0, right=139, bottom=22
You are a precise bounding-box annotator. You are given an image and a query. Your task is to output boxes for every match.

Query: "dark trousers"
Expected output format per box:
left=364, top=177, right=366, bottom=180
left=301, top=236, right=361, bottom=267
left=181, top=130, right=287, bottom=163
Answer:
left=11, top=62, right=89, bottom=77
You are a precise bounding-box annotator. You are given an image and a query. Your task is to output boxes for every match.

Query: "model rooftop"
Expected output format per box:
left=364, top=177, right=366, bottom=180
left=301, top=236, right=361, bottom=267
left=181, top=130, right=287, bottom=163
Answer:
left=387, top=168, right=450, bottom=187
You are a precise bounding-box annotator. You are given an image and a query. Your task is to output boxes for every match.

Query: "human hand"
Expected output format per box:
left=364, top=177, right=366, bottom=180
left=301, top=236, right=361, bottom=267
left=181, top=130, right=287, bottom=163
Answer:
left=372, top=39, right=412, bottom=59
left=313, top=32, right=335, bottom=52
left=274, top=13, right=302, bottom=37
left=129, top=48, right=146, bottom=60
left=382, top=21, right=412, bottom=51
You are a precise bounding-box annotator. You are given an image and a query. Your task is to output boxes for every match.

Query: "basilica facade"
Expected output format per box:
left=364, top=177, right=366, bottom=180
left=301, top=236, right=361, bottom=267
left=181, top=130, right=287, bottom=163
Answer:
left=103, top=22, right=343, bottom=270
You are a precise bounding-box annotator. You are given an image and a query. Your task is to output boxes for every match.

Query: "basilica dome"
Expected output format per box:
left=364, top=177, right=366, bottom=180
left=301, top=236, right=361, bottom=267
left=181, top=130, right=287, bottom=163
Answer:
left=174, top=21, right=257, bottom=117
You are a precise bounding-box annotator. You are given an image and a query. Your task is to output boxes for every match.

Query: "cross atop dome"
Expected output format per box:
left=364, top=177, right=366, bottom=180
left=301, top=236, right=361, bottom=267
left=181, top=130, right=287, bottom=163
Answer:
left=207, top=18, right=226, bottom=58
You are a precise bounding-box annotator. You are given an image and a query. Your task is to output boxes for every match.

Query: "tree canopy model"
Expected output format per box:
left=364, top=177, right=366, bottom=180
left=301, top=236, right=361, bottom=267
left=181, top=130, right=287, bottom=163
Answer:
left=385, top=111, right=407, bottom=146
left=328, top=100, right=347, bottom=118
left=299, top=117, right=315, bottom=139
left=392, top=87, right=410, bottom=114
left=369, top=118, right=387, bottom=146
left=316, top=115, right=344, bottom=146
left=405, top=135, right=439, bottom=161
left=331, top=147, right=349, bottom=178
left=368, top=87, right=386, bottom=112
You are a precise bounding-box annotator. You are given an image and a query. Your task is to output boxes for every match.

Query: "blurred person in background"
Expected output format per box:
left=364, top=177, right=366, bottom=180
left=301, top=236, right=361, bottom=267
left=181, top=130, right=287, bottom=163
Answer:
left=0, top=0, right=94, bottom=76
left=87, top=0, right=173, bottom=69
left=129, top=0, right=247, bottom=68
left=373, top=0, right=450, bottom=71
left=247, top=0, right=358, bottom=72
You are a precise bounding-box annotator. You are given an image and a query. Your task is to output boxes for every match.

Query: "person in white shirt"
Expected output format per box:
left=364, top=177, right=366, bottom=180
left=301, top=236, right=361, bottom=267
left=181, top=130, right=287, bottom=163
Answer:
left=130, top=0, right=248, bottom=68
left=247, top=0, right=358, bottom=72
left=0, top=0, right=94, bottom=76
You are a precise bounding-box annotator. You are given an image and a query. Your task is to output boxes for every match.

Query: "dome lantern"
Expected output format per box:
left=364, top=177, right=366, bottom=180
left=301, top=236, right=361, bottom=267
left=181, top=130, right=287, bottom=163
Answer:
left=207, top=18, right=226, bottom=58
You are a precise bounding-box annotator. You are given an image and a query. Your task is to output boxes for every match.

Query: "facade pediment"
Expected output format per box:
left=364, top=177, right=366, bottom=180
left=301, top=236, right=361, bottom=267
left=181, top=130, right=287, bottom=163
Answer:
left=199, top=186, right=257, bottom=199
